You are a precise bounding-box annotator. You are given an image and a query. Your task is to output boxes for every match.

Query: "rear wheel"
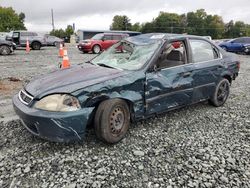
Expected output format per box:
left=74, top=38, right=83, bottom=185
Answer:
left=0, top=45, right=11, bottom=55
left=210, top=78, right=230, bottom=107
left=94, top=99, right=130, bottom=144
left=31, top=42, right=41, bottom=50
left=92, top=45, right=101, bottom=54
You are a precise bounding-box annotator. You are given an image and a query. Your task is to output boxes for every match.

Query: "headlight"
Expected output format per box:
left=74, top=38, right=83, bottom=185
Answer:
left=34, top=94, right=81, bottom=112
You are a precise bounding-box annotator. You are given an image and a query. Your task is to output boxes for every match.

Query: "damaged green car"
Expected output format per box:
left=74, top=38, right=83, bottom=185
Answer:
left=13, top=33, right=240, bottom=143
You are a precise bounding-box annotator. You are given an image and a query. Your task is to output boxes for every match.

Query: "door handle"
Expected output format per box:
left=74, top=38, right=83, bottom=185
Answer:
left=182, top=71, right=192, bottom=78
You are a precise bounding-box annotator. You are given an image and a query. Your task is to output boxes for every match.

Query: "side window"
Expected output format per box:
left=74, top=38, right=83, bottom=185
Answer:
left=156, top=41, right=187, bottom=69
left=20, top=32, right=33, bottom=37
left=233, top=38, right=243, bottom=43
left=112, top=35, right=122, bottom=40
left=246, top=38, right=250, bottom=43
left=103, top=35, right=112, bottom=40
left=190, top=40, right=219, bottom=63
left=13, top=32, right=19, bottom=38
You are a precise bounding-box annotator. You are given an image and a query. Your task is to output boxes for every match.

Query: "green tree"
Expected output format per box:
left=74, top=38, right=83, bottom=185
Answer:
left=50, top=25, right=74, bottom=42
left=140, top=22, right=155, bottom=33
left=50, top=29, right=66, bottom=38
left=0, top=6, right=26, bottom=32
left=186, top=9, right=207, bottom=36
left=65, top=25, right=74, bottom=37
left=153, top=12, right=183, bottom=33
left=110, top=15, right=132, bottom=30
left=131, top=22, right=141, bottom=32
left=205, top=15, right=224, bottom=39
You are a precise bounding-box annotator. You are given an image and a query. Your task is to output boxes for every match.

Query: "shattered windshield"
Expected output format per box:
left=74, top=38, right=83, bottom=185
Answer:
left=91, top=40, right=161, bottom=70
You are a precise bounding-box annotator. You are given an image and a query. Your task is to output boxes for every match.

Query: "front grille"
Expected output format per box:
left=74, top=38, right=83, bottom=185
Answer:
left=19, top=90, right=34, bottom=105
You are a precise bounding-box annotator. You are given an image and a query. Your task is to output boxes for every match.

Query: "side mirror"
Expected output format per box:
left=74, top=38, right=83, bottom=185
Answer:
left=153, top=65, right=159, bottom=72
left=148, top=65, right=160, bottom=73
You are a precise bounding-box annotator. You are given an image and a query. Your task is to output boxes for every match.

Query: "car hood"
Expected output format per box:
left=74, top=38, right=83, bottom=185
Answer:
left=0, top=39, right=14, bottom=46
left=25, top=64, right=127, bottom=99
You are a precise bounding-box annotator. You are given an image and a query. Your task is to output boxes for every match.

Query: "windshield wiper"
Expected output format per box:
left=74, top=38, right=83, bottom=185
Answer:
left=85, top=61, right=95, bottom=65
left=97, top=63, right=116, bottom=69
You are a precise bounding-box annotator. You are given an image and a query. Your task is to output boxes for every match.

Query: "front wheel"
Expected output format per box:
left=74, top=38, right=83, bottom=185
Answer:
left=94, top=99, right=130, bottom=144
left=210, top=78, right=230, bottom=107
left=0, top=45, right=11, bottom=55
left=92, top=45, right=101, bottom=54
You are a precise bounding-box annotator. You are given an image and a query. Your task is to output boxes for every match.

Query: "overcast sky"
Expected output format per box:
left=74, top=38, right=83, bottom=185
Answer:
left=1, top=0, right=250, bottom=33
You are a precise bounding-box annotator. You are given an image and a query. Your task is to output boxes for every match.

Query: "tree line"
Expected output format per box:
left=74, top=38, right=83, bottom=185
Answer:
left=1, top=6, right=250, bottom=40
left=110, top=9, right=250, bottom=39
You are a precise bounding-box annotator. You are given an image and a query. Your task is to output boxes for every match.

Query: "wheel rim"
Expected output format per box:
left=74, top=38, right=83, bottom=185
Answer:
left=33, top=43, right=39, bottom=50
left=0, top=46, right=10, bottom=55
left=109, top=106, right=125, bottom=135
left=94, top=46, right=100, bottom=53
left=217, top=81, right=229, bottom=103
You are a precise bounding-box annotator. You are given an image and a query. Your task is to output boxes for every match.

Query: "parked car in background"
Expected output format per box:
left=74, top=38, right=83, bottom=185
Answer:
left=219, top=37, right=250, bottom=54
left=13, top=33, right=240, bottom=143
left=0, top=39, right=16, bottom=55
left=77, top=33, right=129, bottom=54
left=44, top=35, right=64, bottom=47
left=6, top=31, right=46, bottom=50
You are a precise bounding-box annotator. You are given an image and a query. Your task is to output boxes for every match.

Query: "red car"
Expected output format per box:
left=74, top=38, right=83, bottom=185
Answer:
left=77, top=33, right=129, bottom=54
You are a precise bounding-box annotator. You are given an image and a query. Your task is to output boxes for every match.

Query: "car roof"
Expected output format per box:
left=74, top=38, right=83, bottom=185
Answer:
left=102, top=33, right=128, bottom=35
left=125, top=33, right=208, bottom=45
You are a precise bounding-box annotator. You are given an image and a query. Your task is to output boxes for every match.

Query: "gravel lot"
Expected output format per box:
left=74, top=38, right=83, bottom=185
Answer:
left=0, top=46, right=250, bottom=188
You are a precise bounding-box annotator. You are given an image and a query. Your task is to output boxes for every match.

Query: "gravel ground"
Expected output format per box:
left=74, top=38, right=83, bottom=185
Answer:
left=0, top=46, right=250, bottom=188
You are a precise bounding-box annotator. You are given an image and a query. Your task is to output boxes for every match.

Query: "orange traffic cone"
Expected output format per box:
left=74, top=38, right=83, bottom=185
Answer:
left=59, top=43, right=64, bottom=57
left=61, top=48, right=70, bottom=69
left=26, top=39, right=30, bottom=53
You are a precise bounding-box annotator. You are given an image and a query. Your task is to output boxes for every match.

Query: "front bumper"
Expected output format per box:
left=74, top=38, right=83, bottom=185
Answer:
left=77, top=44, right=92, bottom=52
left=12, top=94, right=95, bottom=142
left=244, top=46, right=250, bottom=54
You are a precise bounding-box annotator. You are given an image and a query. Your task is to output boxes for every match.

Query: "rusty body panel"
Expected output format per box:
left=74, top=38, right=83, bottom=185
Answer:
left=12, top=33, right=240, bottom=142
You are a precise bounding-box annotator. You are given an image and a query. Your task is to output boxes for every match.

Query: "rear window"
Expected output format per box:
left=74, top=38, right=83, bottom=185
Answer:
left=20, top=32, right=37, bottom=37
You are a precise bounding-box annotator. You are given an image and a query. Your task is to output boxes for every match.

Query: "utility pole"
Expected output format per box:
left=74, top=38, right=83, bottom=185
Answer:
left=51, top=9, right=55, bottom=30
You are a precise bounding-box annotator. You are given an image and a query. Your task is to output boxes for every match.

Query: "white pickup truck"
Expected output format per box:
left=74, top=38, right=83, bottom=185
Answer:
left=6, top=31, right=46, bottom=50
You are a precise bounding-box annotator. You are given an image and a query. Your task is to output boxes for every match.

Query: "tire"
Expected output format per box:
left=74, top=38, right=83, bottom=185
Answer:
left=92, top=45, right=101, bottom=54
left=31, top=42, right=41, bottom=50
left=0, top=45, right=11, bottom=55
left=210, top=78, right=230, bottom=107
left=94, top=99, right=130, bottom=144
left=54, top=42, right=60, bottom=48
